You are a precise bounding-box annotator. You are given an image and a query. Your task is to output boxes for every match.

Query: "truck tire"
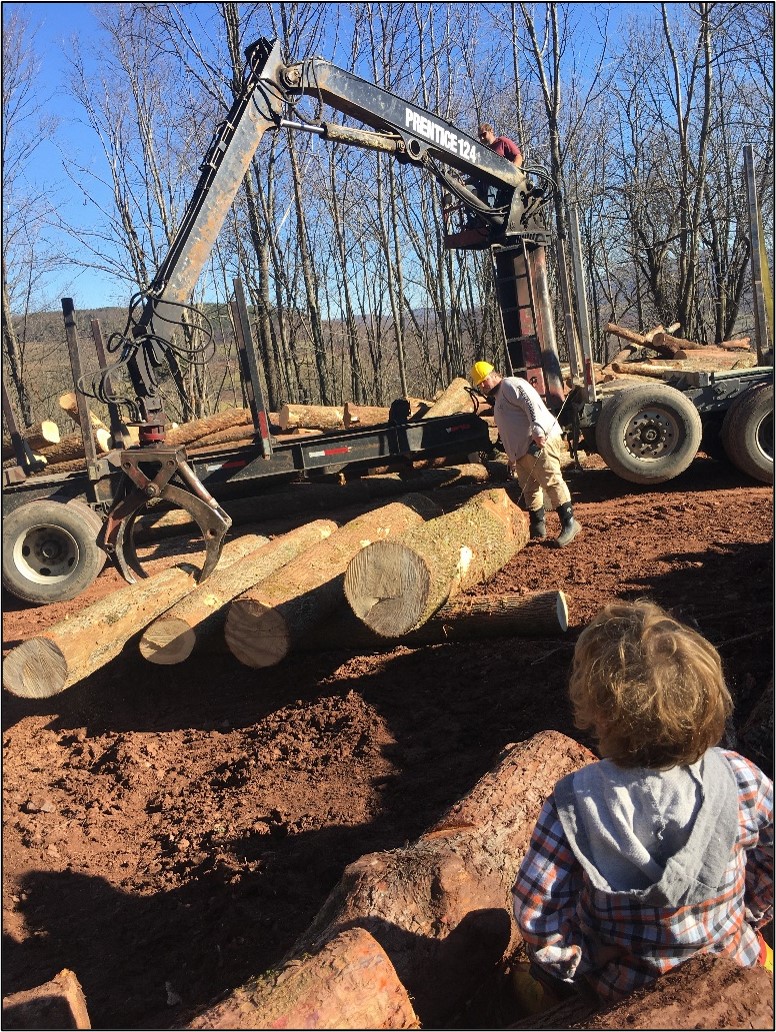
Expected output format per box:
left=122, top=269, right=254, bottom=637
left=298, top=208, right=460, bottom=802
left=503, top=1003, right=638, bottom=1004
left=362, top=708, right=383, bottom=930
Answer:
left=595, top=383, right=703, bottom=485
left=2, top=499, right=106, bottom=604
left=720, top=381, right=774, bottom=484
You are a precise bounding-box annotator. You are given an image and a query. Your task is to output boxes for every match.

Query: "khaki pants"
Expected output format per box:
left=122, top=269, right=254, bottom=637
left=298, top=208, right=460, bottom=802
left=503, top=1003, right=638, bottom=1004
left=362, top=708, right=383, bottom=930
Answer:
left=512, top=434, right=571, bottom=511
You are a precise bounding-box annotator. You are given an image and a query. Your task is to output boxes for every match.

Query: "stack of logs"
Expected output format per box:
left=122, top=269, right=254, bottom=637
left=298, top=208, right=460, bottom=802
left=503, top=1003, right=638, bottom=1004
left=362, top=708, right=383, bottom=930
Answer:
left=601, top=322, right=756, bottom=383
left=3, top=377, right=485, bottom=477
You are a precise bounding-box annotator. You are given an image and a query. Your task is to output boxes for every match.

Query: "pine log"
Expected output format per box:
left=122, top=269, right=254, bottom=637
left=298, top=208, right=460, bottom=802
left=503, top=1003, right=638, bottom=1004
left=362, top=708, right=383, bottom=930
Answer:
left=3, top=563, right=207, bottom=697
left=1, top=421, right=60, bottom=461
left=2, top=968, right=91, bottom=1030
left=511, top=953, right=774, bottom=1030
left=139, top=520, right=337, bottom=664
left=421, top=377, right=476, bottom=418
left=612, top=353, right=756, bottom=378
left=224, top=493, right=442, bottom=668
left=717, top=336, right=752, bottom=350
left=278, top=403, right=346, bottom=431
left=605, top=323, right=647, bottom=346
left=187, top=927, right=419, bottom=1030
left=163, top=408, right=253, bottom=448
left=300, top=590, right=569, bottom=653
left=284, top=731, right=595, bottom=1028
left=673, top=347, right=756, bottom=367
left=345, top=487, right=529, bottom=638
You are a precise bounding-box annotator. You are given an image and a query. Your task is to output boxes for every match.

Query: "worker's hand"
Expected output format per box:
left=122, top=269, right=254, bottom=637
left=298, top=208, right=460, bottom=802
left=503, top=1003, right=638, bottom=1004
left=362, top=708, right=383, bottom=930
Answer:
left=508, top=460, right=518, bottom=480
left=527, top=440, right=543, bottom=457
left=531, top=429, right=547, bottom=450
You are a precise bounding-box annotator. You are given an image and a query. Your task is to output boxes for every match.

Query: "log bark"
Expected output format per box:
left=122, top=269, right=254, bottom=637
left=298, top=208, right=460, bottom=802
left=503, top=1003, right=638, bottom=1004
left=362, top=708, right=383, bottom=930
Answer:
left=301, top=590, right=569, bottom=653
left=187, top=927, right=419, bottom=1030
left=58, top=391, right=111, bottom=453
left=139, top=520, right=336, bottom=664
left=343, top=403, right=391, bottom=428
left=345, top=487, right=529, bottom=638
left=278, top=403, right=346, bottom=431
left=3, top=563, right=205, bottom=697
left=605, top=323, right=647, bottom=346
left=673, top=347, right=755, bottom=367
left=224, top=494, right=442, bottom=669
left=285, top=731, right=595, bottom=1028
left=2, top=968, right=91, bottom=1030
left=421, top=377, right=477, bottom=418
left=163, top=408, right=253, bottom=448
left=612, top=353, right=756, bottom=378
left=510, top=953, right=774, bottom=1030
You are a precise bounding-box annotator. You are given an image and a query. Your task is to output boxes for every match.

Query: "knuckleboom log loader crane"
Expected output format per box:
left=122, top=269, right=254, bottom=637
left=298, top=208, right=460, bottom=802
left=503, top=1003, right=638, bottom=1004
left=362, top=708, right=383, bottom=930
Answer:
left=2, top=38, right=773, bottom=605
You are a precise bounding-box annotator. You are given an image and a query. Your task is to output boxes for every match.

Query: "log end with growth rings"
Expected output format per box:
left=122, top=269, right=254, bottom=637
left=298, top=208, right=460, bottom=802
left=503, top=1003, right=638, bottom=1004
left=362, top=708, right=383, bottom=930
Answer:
left=344, top=539, right=431, bottom=638
left=3, top=637, right=69, bottom=698
left=225, top=598, right=291, bottom=668
left=139, top=617, right=197, bottom=665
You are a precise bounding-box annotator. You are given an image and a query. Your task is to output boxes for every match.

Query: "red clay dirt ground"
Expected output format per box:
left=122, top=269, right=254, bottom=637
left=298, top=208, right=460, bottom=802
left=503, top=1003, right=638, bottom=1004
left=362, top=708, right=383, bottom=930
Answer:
left=2, top=452, right=773, bottom=1029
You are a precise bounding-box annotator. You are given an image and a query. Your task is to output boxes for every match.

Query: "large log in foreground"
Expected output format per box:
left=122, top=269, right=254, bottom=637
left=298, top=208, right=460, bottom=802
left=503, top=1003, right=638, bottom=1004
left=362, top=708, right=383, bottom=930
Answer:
left=2, top=968, right=91, bottom=1030
left=224, top=493, right=442, bottom=668
left=187, top=927, right=419, bottom=1030
left=3, top=563, right=204, bottom=697
left=301, top=590, right=570, bottom=653
left=139, top=520, right=337, bottom=664
left=345, top=487, right=529, bottom=637
left=189, top=732, right=594, bottom=1029
left=421, top=376, right=476, bottom=418
left=510, top=953, right=774, bottom=1031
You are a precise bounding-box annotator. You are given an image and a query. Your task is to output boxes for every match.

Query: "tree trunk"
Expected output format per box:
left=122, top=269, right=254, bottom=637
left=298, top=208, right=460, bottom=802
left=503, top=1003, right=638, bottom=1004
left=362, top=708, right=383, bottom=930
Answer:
left=164, top=408, right=253, bottom=448
left=511, top=954, right=775, bottom=1031
left=2, top=968, right=91, bottom=1030
left=278, top=404, right=346, bottom=431
left=187, top=927, right=419, bottom=1030
left=58, top=392, right=111, bottom=453
left=421, top=377, right=477, bottom=418
left=1, top=421, right=59, bottom=460
left=343, top=403, right=391, bottom=428
left=139, top=521, right=336, bottom=665
left=3, top=563, right=204, bottom=698
left=285, top=732, right=595, bottom=1028
left=345, top=488, right=529, bottom=638
left=224, top=494, right=442, bottom=669
left=301, top=591, right=569, bottom=653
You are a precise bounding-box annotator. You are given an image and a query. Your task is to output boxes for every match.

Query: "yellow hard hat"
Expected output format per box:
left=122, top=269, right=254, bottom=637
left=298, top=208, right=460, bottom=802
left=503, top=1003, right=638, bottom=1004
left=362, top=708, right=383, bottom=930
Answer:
left=470, top=361, right=495, bottom=387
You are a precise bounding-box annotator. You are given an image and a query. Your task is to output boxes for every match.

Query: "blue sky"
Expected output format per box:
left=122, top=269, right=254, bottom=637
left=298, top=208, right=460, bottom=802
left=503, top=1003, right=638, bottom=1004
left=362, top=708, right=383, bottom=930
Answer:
left=5, top=1, right=659, bottom=311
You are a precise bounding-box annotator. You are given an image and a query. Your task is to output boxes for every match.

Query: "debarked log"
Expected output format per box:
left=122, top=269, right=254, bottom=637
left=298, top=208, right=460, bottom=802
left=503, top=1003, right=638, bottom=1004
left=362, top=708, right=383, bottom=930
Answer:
left=3, top=563, right=206, bottom=697
left=344, top=487, right=529, bottom=638
left=186, top=927, right=419, bottom=1030
left=224, top=493, right=442, bottom=668
left=300, top=590, right=569, bottom=653
left=139, top=520, right=337, bottom=665
left=270, top=732, right=593, bottom=1029
left=279, top=403, right=346, bottom=431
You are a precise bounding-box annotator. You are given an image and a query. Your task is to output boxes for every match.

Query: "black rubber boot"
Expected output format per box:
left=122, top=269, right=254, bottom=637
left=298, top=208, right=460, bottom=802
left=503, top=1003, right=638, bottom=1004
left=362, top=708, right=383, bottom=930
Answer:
left=555, top=502, right=581, bottom=547
left=529, top=507, right=547, bottom=541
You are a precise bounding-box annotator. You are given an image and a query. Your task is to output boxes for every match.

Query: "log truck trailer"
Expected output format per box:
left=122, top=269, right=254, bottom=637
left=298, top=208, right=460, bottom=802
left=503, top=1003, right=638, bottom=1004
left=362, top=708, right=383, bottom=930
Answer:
left=2, top=37, right=773, bottom=606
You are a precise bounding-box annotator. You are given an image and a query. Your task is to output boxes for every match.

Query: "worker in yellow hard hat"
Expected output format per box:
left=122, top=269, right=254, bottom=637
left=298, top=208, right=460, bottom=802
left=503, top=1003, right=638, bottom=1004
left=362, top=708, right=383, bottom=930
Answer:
left=469, top=360, right=581, bottom=546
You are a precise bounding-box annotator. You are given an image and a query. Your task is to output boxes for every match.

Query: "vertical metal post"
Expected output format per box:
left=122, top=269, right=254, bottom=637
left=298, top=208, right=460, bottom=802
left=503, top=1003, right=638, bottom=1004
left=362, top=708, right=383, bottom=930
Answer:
left=568, top=207, right=598, bottom=404
left=61, top=298, right=100, bottom=493
left=743, top=144, right=772, bottom=364
left=232, top=277, right=272, bottom=458
left=554, top=233, right=583, bottom=385
left=1, top=378, right=45, bottom=476
left=90, top=318, right=131, bottom=447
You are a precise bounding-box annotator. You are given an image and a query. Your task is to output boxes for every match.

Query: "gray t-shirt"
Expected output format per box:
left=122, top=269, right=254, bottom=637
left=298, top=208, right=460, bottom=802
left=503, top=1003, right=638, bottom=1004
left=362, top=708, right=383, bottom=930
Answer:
left=493, top=376, right=561, bottom=461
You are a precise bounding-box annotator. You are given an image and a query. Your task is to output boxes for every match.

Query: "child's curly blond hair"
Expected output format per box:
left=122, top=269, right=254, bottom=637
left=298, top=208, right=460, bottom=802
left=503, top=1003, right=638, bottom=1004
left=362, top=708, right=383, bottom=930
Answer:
left=568, top=600, right=732, bottom=768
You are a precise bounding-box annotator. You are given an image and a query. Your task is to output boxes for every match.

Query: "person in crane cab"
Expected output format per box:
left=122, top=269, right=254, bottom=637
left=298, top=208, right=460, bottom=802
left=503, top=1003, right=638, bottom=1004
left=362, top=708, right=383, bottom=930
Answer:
left=470, top=361, right=581, bottom=547
left=511, top=600, right=774, bottom=1012
left=478, top=123, right=523, bottom=165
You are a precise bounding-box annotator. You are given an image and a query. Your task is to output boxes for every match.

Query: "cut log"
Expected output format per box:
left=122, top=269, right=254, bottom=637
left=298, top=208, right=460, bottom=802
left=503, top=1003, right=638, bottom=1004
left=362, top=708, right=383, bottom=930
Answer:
left=612, top=353, right=756, bottom=377
left=300, top=590, right=569, bottom=653
left=58, top=391, right=111, bottom=453
left=139, top=520, right=336, bottom=664
left=717, top=336, right=752, bottom=351
left=2, top=968, right=91, bottom=1030
left=224, top=493, right=442, bottom=668
left=345, top=487, right=529, bottom=638
left=512, top=953, right=775, bottom=1031
left=673, top=347, right=756, bottom=367
left=343, top=403, right=391, bottom=428
left=421, top=377, right=476, bottom=418
left=285, top=731, right=595, bottom=1028
left=278, top=403, right=346, bottom=431
left=1, top=420, right=60, bottom=461
left=3, top=563, right=206, bottom=697
left=163, top=408, right=253, bottom=449
left=187, top=927, right=419, bottom=1030
left=605, top=323, right=647, bottom=346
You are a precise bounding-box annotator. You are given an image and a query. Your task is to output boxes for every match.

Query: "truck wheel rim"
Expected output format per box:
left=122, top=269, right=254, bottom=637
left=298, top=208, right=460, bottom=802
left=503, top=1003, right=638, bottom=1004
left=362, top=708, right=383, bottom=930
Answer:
left=12, top=524, right=80, bottom=584
left=757, top=411, right=774, bottom=462
left=624, top=408, right=678, bottom=459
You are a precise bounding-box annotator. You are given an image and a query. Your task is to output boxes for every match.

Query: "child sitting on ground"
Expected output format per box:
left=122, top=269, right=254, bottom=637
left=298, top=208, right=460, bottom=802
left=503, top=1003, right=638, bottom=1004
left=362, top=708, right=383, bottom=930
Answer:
left=512, top=599, right=773, bottom=1005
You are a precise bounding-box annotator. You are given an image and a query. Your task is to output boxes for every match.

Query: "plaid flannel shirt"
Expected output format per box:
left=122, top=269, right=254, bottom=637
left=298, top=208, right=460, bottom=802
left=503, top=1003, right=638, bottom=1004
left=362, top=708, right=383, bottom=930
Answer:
left=512, top=749, right=773, bottom=1001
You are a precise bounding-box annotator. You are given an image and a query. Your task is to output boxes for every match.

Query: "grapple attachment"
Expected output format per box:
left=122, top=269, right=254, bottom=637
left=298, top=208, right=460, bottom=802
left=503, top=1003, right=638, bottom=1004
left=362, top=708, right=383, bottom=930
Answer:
left=100, top=447, right=232, bottom=584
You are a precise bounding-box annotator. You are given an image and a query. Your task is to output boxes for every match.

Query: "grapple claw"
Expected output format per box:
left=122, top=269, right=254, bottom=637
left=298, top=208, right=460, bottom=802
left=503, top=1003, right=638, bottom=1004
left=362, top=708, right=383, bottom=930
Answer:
left=101, top=447, right=232, bottom=586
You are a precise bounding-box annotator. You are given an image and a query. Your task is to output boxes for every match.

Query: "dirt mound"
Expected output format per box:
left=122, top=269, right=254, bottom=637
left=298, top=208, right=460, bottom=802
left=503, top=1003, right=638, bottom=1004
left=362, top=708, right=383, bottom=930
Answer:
left=2, top=454, right=772, bottom=1028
